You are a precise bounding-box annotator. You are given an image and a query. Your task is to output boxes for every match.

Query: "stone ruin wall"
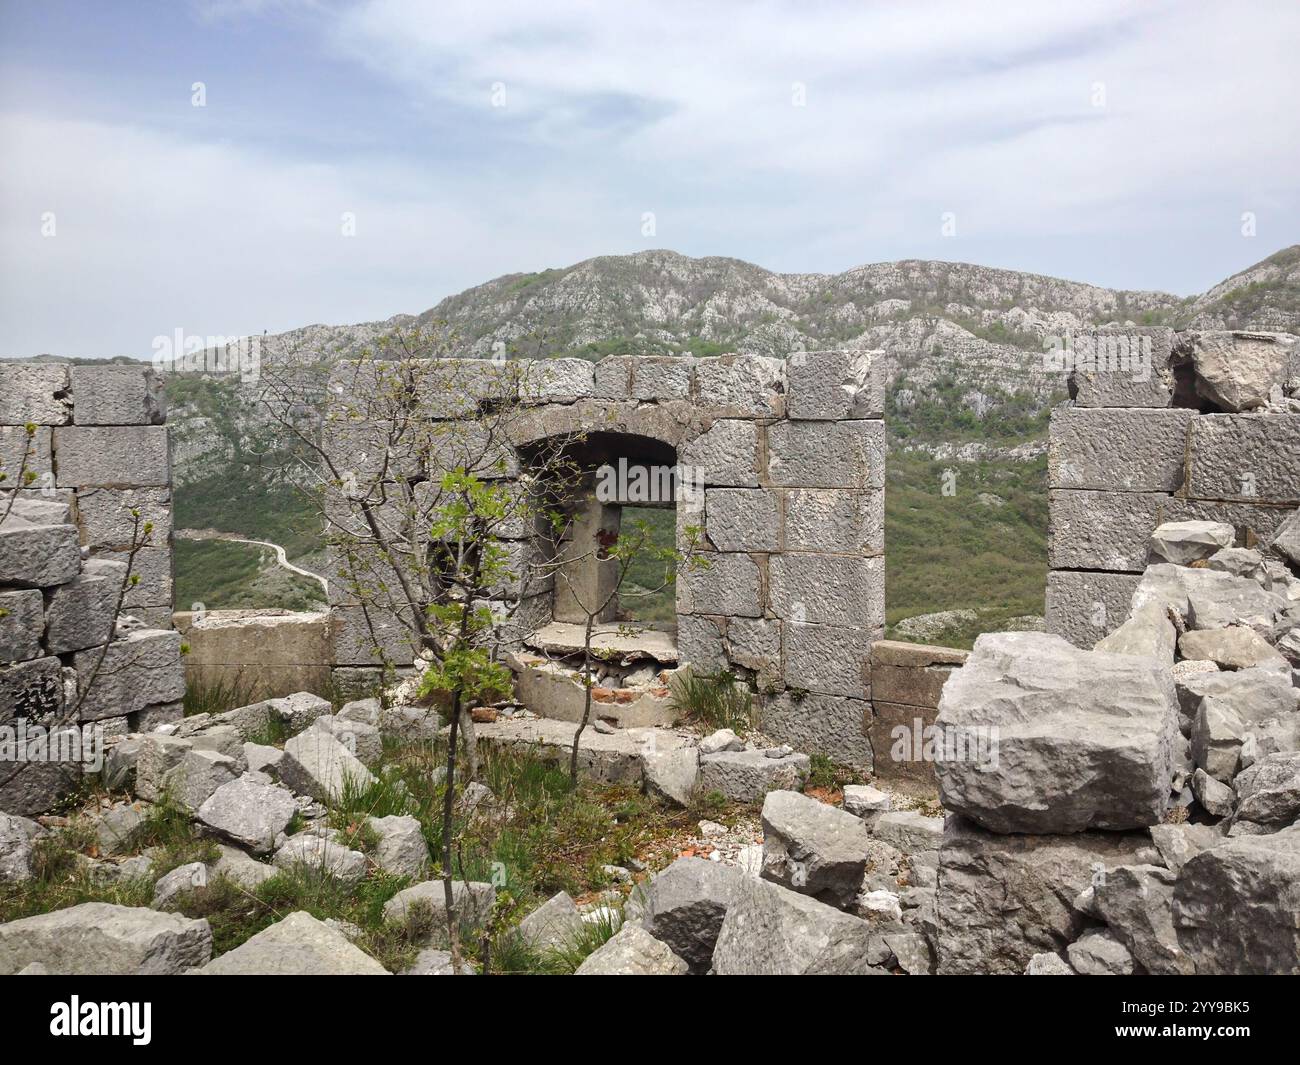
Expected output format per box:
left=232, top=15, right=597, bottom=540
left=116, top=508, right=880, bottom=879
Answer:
left=327, top=351, right=888, bottom=766
left=0, top=364, right=184, bottom=814
left=1046, top=327, right=1300, bottom=647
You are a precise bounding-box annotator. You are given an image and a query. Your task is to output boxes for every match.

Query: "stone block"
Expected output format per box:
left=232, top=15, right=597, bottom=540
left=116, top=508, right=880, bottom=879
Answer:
left=783, top=621, right=871, bottom=697
left=0, top=425, right=53, bottom=483
left=868, top=701, right=939, bottom=787
left=0, top=902, right=211, bottom=975
left=0, top=365, right=70, bottom=425
left=331, top=604, right=419, bottom=667
left=517, top=358, right=594, bottom=404
left=191, top=911, right=386, bottom=975
left=767, top=419, right=885, bottom=489
left=1187, top=414, right=1300, bottom=504
left=693, top=355, right=785, bottom=417
left=1044, top=569, right=1140, bottom=647
left=1160, top=497, right=1292, bottom=549
left=53, top=425, right=171, bottom=487
left=676, top=614, right=727, bottom=673
left=0, top=521, right=81, bottom=588
left=697, top=748, right=811, bottom=803
left=1184, top=330, right=1295, bottom=413
left=759, top=690, right=873, bottom=767
left=677, top=553, right=761, bottom=617
left=786, top=349, right=884, bottom=420
left=72, top=630, right=185, bottom=721
left=74, top=486, right=173, bottom=549
left=679, top=419, right=759, bottom=488
left=725, top=617, right=782, bottom=691
left=69, top=366, right=166, bottom=425
left=1048, top=407, right=1192, bottom=492
left=769, top=553, right=884, bottom=628
left=870, top=640, right=968, bottom=708
left=705, top=488, right=780, bottom=552
left=633, top=356, right=694, bottom=400
left=0, top=656, right=63, bottom=727
left=1064, top=327, right=1176, bottom=407
left=592, top=356, right=633, bottom=400
left=44, top=558, right=125, bottom=654
left=102, top=544, right=172, bottom=614
left=1048, top=489, right=1168, bottom=572
left=0, top=589, right=44, bottom=663
left=783, top=488, right=883, bottom=555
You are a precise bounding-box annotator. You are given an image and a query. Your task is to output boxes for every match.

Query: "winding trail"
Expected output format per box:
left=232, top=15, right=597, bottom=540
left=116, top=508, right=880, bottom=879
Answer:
left=176, top=528, right=329, bottom=595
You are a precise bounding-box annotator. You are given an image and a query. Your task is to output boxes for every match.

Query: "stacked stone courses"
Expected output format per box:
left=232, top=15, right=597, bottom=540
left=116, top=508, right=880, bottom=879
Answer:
left=328, top=350, right=886, bottom=764
left=1, top=364, right=183, bottom=815
left=1048, top=327, right=1300, bottom=647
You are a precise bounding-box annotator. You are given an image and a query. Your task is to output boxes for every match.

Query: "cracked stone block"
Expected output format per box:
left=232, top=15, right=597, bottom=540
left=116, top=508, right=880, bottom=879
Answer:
left=74, top=486, right=173, bottom=549
left=1187, top=414, right=1300, bottom=505
left=0, top=425, right=53, bottom=482
left=767, top=420, right=885, bottom=489
left=97, top=544, right=172, bottom=615
left=726, top=617, right=782, bottom=691
left=783, top=488, right=883, bottom=555
left=0, top=365, right=71, bottom=425
left=0, top=520, right=81, bottom=588
left=676, top=614, right=727, bottom=673
left=760, top=690, right=873, bottom=768
left=69, top=366, right=166, bottom=425
left=705, top=488, right=780, bottom=552
left=0, top=656, right=64, bottom=727
left=680, top=419, right=759, bottom=488
left=44, top=558, right=126, bottom=654
left=694, top=355, right=785, bottom=417
left=769, top=554, right=883, bottom=628
left=53, top=425, right=171, bottom=488
left=1048, top=407, right=1192, bottom=492
left=783, top=621, right=871, bottom=697
left=1045, top=569, right=1140, bottom=647
left=697, top=748, right=811, bottom=803
left=1064, top=327, right=1176, bottom=408
left=517, top=358, right=594, bottom=404
left=0, top=589, right=44, bottom=663
left=72, top=629, right=185, bottom=721
left=786, top=349, right=884, bottom=420
left=1184, top=330, right=1295, bottom=412
left=677, top=553, right=761, bottom=617
left=594, top=356, right=693, bottom=401
left=1048, top=490, right=1169, bottom=572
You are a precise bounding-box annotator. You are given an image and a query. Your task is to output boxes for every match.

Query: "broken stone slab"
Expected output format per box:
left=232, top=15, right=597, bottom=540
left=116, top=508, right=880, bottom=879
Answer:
left=638, top=856, right=742, bottom=974
left=185, top=724, right=249, bottom=770
left=0, top=520, right=81, bottom=588
left=1094, top=601, right=1176, bottom=665
left=191, top=911, right=389, bottom=975
left=574, top=921, right=689, bottom=975
left=382, top=880, right=496, bottom=947
left=152, top=861, right=208, bottom=909
left=309, top=715, right=383, bottom=768
left=697, top=748, right=810, bottom=804
left=93, top=801, right=148, bottom=857
left=1270, top=508, right=1300, bottom=567
left=0, top=902, right=211, bottom=975
left=168, top=749, right=242, bottom=814
left=273, top=835, right=368, bottom=886
left=935, top=817, right=1160, bottom=975
left=1178, top=626, right=1289, bottom=672
left=1184, top=330, right=1295, bottom=413
left=882, top=931, right=934, bottom=975
left=1149, top=822, right=1223, bottom=874
left=712, top=875, right=886, bottom=975
left=1191, top=768, right=1235, bottom=817
left=1066, top=929, right=1135, bottom=975
left=198, top=776, right=298, bottom=854
left=1191, top=696, right=1247, bottom=782
left=1206, top=546, right=1271, bottom=581
left=368, top=814, right=430, bottom=880
left=524, top=620, right=679, bottom=664
left=642, top=745, right=698, bottom=807
left=279, top=727, right=377, bottom=803
left=1150, top=520, right=1235, bottom=565
left=1093, top=863, right=1191, bottom=975
left=511, top=655, right=678, bottom=729
left=872, top=810, right=945, bottom=854
left=1045, top=569, right=1141, bottom=647
left=841, top=783, right=892, bottom=820
left=1132, top=563, right=1286, bottom=633
left=760, top=790, right=871, bottom=909
left=244, top=742, right=284, bottom=778
left=1233, top=751, right=1300, bottom=825
left=698, top=728, right=744, bottom=755
left=267, top=691, right=332, bottom=732
left=1173, top=825, right=1300, bottom=974
left=1174, top=664, right=1299, bottom=730
left=515, top=891, right=586, bottom=955
left=935, top=632, right=1179, bottom=834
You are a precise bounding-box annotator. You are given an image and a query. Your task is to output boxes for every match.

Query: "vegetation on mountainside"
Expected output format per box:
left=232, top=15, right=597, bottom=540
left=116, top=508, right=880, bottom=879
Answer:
left=174, top=539, right=324, bottom=612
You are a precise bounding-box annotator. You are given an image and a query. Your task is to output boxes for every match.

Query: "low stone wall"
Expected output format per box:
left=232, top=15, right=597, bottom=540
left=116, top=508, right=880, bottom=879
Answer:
left=1046, top=327, right=1299, bottom=646
left=173, top=609, right=332, bottom=703
left=868, top=640, right=967, bottom=789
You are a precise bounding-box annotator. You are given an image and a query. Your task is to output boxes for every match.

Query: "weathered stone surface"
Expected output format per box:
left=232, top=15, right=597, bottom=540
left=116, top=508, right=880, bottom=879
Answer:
left=74, top=486, right=173, bottom=549
left=842, top=784, right=891, bottom=819
left=677, top=552, right=761, bottom=616
left=1150, top=520, right=1235, bottom=565
left=786, top=349, right=883, bottom=420
left=516, top=891, right=585, bottom=955
left=73, top=630, right=185, bottom=721
left=883, top=931, right=934, bottom=974
left=208, top=844, right=277, bottom=891
left=267, top=690, right=332, bottom=732
left=369, top=814, right=430, bottom=879
left=382, top=880, right=495, bottom=946
left=273, top=835, right=368, bottom=885
left=872, top=810, right=945, bottom=855
left=783, top=488, right=882, bottom=555
left=1093, top=863, right=1191, bottom=975
left=193, top=911, right=388, bottom=975
left=1191, top=768, right=1235, bottom=817
left=1046, top=569, right=1140, bottom=646
left=1148, top=822, right=1222, bottom=874
left=43, top=558, right=126, bottom=654
left=697, top=748, right=810, bottom=803
left=152, top=861, right=208, bottom=909
left=712, top=875, right=884, bottom=975
left=870, top=640, right=967, bottom=708
left=1187, top=414, right=1300, bottom=504
left=724, top=617, right=782, bottom=690
left=1048, top=407, right=1192, bottom=492
left=0, top=589, right=43, bottom=662
left=759, top=691, right=872, bottom=768
left=639, top=856, right=742, bottom=973
left=0, top=364, right=70, bottom=424
left=309, top=714, right=383, bottom=768
left=1049, top=490, right=1168, bottom=571
left=1233, top=751, right=1300, bottom=824
left=1094, top=602, right=1177, bottom=665
left=53, top=425, right=170, bottom=487
left=1272, top=508, right=1300, bottom=566
left=69, top=366, right=166, bottom=425
left=1025, top=952, right=1075, bottom=975
left=280, top=727, right=377, bottom=803
left=935, top=632, right=1179, bottom=834
left=761, top=790, right=871, bottom=907
left=694, top=355, right=785, bottom=417
left=0, top=902, right=211, bottom=975
left=704, top=488, right=780, bottom=552
left=1067, top=928, right=1135, bottom=975
left=1174, top=664, right=1298, bottom=727
left=769, top=552, right=883, bottom=627
left=167, top=749, right=241, bottom=813
left=1173, top=826, right=1300, bottom=974
left=680, top=419, right=759, bottom=487
left=767, top=419, right=885, bottom=489
left=1065, top=328, right=1175, bottom=408
left=936, top=817, right=1159, bottom=974
left=643, top=746, right=699, bottom=807
left=574, top=921, right=689, bottom=975
left=782, top=621, right=870, bottom=697
left=1186, top=331, right=1294, bottom=412
left=399, top=947, right=477, bottom=975
left=674, top=614, right=727, bottom=674
left=1190, top=696, right=1246, bottom=782
left=0, top=655, right=63, bottom=727
left=0, top=425, right=53, bottom=481
left=0, top=812, right=40, bottom=883
left=197, top=776, right=297, bottom=854
left=0, top=520, right=80, bottom=588
left=1180, top=626, right=1287, bottom=672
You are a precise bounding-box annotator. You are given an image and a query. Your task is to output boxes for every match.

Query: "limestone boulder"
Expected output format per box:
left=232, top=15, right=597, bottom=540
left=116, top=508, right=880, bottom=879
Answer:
left=368, top=814, right=430, bottom=880
left=1178, top=626, right=1288, bottom=672
left=382, top=880, right=495, bottom=947
left=279, top=727, right=377, bottom=803
left=760, top=790, right=871, bottom=908
left=1094, top=602, right=1176, bottom=665
left=197, top=776, right=298, bottom=854
left=1233, top=751, right=1300, bottom=825
left=0, top=902, right=211, bottom=975
left=192, top=912, right=388, bottom=975
left=273, top=835, right=367, bottom=886
left=1066, top=929, right=1135, bottom=975
left=1186, top=330, right=1294, bottom=412
left=574, top=922, right=689, bottom=975
left=696, top=748, right=809, bottom=803
left=935, top=632, right=1179, bottom=834
left=1149, top=520, right=1234, bottom=566
left=0, top=813, right=41, bottom=883
left=639, top=856, right=742, bottom=973
left=515, top=891, right=585, bottom=955
left=1093, top=863, right=1192, bottom=975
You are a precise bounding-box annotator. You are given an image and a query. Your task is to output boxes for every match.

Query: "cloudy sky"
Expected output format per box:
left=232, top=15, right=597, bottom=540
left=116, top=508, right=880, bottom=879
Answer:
left=2, top=0, right=1298, bottom=357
